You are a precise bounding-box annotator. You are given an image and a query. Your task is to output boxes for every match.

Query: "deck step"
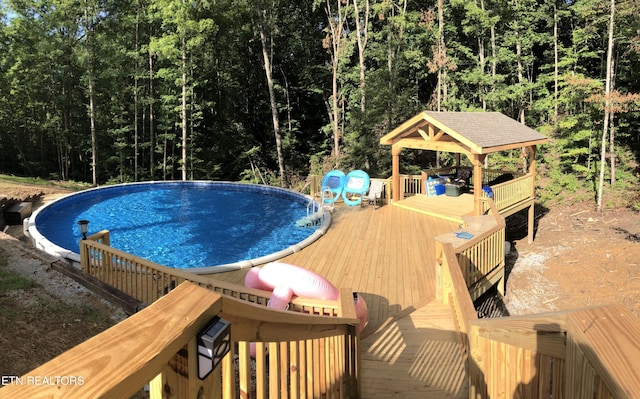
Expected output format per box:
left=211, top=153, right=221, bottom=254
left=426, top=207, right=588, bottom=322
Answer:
left=360, top=300, right=468, bottom=398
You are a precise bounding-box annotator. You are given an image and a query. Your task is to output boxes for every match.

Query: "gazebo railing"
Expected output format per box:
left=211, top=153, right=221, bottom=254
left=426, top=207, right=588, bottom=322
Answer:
left=488, top=173, right=534, bottom=215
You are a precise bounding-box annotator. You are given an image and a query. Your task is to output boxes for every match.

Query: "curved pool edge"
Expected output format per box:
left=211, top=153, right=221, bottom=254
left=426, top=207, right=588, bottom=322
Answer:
left=26, top=181, right=332, bottom=274
left=189, top=208, right=332, bottom=275
left=26, top=189, right=84, bottom=265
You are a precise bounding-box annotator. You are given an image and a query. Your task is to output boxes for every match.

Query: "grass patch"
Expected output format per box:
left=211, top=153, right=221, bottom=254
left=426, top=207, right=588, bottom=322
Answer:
left=0, top=254, right=39, bottom=294
left=0, top=268, right=39, bottom=294
left=0, top=173, right=89, bottom=191
left=0, top=248, right=119, bottom=378
left=0, top=251, right=35, bottom=290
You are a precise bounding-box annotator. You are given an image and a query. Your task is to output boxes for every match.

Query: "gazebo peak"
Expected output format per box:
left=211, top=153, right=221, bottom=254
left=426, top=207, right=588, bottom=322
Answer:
left=380, top=111, right=548, bottom=154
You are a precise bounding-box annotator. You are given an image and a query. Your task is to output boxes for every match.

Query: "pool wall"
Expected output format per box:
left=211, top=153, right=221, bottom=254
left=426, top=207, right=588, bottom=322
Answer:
left=26, top=181, right=331, bottom=274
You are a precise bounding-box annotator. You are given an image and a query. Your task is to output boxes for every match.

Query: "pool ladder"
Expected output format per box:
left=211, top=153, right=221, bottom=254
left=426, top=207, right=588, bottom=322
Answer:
left=307, top=186, right=334, bottom=216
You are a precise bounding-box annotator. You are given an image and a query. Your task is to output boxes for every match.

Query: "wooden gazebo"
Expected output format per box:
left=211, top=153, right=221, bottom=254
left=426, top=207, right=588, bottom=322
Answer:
left=380, top=111, right=548, bottom=242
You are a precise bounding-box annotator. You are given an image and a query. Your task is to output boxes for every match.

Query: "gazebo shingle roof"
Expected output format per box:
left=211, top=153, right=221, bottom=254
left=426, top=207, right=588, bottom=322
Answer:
left=380, top=111, right=548, bottom=153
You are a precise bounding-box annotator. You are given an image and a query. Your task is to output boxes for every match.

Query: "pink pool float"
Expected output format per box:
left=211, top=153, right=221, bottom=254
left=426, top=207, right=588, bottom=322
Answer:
left=245, top=262, right=368, bottom=331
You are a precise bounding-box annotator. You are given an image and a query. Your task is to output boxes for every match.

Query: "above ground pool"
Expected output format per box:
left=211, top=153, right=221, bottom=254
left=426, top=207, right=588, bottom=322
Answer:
left=27, top=181, right=330, bottom=274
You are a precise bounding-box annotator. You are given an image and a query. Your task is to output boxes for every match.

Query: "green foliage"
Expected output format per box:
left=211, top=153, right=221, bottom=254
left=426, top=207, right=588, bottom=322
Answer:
left=0, top=0, right=638, bottom=210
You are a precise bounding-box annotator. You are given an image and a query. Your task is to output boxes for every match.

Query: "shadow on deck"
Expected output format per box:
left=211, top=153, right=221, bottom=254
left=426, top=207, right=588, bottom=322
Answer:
left=212, top=201, right=470, bottom=397
left=360, top=300, right=468, bottom=398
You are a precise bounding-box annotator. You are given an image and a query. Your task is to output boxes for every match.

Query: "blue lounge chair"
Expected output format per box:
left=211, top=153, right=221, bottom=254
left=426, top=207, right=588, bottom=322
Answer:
left=321, top=170, right=346, bottom=204
left=342, top=170, right=371, bottom=206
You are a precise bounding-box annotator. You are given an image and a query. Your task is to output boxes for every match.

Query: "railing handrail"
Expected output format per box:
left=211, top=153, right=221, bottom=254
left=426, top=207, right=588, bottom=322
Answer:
left=434, top=195, right=640, bottom=399
left=80, top=238, right=345, bottom=316
left=468, top=304, right=640, bottom=398
left=221, top=290, right=359, bottom=342
left=438, top=241, right=478, bottom=337
left=79, top=237, right=360, bottom=398
left=470, top=310, right=569, bottom=358
left=0, top=281, right=361, bottom=399
left=489, top=173, right=534, bottom=213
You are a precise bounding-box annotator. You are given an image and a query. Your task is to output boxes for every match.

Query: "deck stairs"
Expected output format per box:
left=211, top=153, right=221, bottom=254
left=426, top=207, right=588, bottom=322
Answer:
left=360, top=300, right=469, bottom=398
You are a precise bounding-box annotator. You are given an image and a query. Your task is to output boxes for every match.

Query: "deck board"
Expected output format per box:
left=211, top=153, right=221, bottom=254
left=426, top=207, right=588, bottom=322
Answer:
left=360, top=300, right=469, bottom=398
left=395, top=193, right=475, bottom=223
left=208, top=202, right=467, bottom=397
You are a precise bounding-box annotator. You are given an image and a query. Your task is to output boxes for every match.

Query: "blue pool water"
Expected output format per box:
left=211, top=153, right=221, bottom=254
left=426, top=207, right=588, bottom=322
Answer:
left=33, top=182, right=321, bottom=270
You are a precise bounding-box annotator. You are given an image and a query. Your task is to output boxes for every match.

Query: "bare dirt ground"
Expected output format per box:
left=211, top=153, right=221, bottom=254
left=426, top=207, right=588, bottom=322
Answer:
left=504, top=204, right=640, bottom=318
left=0, top=181, right=151, bottom=395
left=0, top=234, right=127, bottom=377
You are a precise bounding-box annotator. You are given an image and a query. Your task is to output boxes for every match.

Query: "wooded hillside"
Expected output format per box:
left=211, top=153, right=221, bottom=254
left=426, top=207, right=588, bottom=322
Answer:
left=1, top=0, right=638, bottom=208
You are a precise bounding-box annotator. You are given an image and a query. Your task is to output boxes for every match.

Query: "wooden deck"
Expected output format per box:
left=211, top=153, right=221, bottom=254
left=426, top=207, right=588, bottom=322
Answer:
left=210, top=203, right=469, bottom=398
left=393, top=193, right=475, bottom=224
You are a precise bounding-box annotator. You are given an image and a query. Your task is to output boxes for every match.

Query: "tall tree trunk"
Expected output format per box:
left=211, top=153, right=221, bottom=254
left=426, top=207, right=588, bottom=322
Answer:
left=190, top=68, right=195, bottom=180
left=609, top=57, right=616, bottom=185
left=478, top=35, right=486, bottom=111
left=437, top=0, right=445, bottom=111
left=478, top=0, right=488, bottom=111
left=597, top=0, right=615, bottom=212
left=258, top=3, right=286, bottom=187
left=610, top=111, right=616, bottom=184
left=384, top=1, right=406, bottom=130
left=149, top=52, right=156, bottom=180
left=84, top=1, right=98, bottom=186
left=134, top=4, right=140, bottom=182
left=553, top=1, right=559, bottom=123
left=163, top=132, right=168, bottom=180
left=490, top=15, right=497, bottom=78
left=513, top=0, right=525, bottom=123
left=181, top=20, right=188, bottom=182
left=324, top=0, right=349, bottom=160
left=353, top=0, right=369, bottom=113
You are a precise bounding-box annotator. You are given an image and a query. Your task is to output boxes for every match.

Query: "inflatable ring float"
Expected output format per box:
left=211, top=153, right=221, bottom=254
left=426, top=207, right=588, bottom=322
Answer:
left=245, top=262, right=368, bottom=331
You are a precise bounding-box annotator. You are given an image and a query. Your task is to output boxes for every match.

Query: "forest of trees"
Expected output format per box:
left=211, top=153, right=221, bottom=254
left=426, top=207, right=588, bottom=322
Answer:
left=1, top=0, right=639, bottom=208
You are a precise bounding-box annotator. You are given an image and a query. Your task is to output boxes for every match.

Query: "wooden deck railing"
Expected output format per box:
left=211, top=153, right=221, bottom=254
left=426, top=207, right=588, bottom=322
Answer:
left=436, top=198, right=506, bottom=300
left=436, top=198, right=640, bottom=399
left=77, top=234, right=360, bottom=398
left=468, top=304, right=640, bottom=398
left=399, top=174, right=422, bottom=196
left=479, top=168, right=526, bottom=186
left=489, top=173, right=534, bottom=215
left=0, top=281, right=361, bottom=399
left=310, top=168, right=532, bottom=211
left=437, top=241, right=479, bottom=362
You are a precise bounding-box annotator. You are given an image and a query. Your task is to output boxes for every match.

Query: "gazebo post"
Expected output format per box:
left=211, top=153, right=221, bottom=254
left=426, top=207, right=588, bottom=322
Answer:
left=472, top=154, right=486, bottom=216
left=392, top=144, right=402, bottom=202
